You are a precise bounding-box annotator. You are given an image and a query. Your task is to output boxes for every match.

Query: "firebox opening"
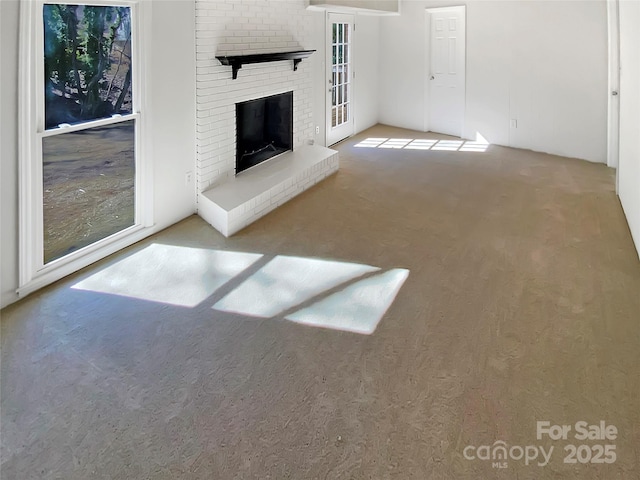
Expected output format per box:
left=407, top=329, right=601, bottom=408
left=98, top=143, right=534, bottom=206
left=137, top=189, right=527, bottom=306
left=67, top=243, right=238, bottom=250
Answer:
left=236, top=91, right=293, bottom=175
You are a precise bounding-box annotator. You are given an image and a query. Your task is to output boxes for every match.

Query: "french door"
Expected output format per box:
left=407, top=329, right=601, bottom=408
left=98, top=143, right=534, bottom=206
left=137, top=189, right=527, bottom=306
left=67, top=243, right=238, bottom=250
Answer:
left=326, top=13, right=354, bottom=146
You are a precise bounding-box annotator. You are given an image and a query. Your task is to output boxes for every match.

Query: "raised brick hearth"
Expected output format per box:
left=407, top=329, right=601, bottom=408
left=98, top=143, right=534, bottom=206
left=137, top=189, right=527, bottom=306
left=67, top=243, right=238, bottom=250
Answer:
left=198, top=145, right=338, bottom=237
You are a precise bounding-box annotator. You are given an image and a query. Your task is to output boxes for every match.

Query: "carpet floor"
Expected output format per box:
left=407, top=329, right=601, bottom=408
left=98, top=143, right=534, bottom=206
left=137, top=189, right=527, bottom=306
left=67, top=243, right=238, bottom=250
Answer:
left=2, top=124, right=639, bottom=479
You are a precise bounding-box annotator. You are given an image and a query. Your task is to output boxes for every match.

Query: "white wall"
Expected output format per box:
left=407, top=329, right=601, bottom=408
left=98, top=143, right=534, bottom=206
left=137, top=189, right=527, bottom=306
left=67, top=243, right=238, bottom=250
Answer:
left=310, top=8, right=328, bottom=145
left=379, top=0, right=609, bottom=163
left=150, top=1, right=198, bottom=224
left=0, top=0, right=197, bottom=308
left=0, top=0, right=20, bottom=308
left=353, top=14, right=381, bottom=134
left=617, top=0, right=640, bottom=258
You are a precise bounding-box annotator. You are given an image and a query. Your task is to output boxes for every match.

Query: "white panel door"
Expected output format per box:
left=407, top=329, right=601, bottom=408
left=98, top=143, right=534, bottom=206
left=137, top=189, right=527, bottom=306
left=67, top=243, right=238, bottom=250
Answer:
left=327, top=13, right=355, bottom=146
left=428, top=6, right=466, bottom=137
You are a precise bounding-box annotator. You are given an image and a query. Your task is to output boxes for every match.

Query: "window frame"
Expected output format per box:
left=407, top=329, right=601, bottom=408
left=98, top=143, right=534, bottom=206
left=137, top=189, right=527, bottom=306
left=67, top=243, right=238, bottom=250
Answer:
left=18, top=0, right=153, bottom=296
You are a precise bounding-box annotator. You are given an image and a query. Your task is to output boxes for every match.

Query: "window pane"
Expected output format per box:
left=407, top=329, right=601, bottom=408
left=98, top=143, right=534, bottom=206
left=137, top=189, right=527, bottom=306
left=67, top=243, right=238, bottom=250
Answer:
left=43, top=5, right=132, bottom=130
left=42, top=121, right=135, bottom=263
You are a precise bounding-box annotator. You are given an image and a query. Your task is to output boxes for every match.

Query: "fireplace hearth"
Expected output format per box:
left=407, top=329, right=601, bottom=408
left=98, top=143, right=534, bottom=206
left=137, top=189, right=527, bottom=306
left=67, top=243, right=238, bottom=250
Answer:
left=236, top=91, right=293, bottom=175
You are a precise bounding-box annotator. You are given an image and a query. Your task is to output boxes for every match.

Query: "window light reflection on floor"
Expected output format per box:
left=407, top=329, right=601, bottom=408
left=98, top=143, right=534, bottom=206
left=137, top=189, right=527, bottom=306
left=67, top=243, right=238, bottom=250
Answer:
left=71, top=244, right=410, bottom=335
left=431, top=140, right=464, bottom=151
left=72, top=244, right=263, bottom=307
left=459, top=142, right=490, bottom=152
left=354, top=138, right=389, bottom=148
left=354, top=135, right=489, bottom=152
left=286, top=268, right=410, bottom=335
left=405, top=139, right=438, bottom=150
left=378, top=139, right=412, bottom=149
left=212, top=255, right=380, bottom=318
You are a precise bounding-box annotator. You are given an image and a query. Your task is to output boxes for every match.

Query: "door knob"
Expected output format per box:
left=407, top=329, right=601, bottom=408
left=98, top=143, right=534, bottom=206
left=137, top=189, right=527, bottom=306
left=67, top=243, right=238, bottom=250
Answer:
left=430, top=75, right=435, bottom=80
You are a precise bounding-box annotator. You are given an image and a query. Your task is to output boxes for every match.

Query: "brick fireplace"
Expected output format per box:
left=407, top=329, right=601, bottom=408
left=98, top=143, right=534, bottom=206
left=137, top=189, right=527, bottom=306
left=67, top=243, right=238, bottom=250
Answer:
left=195, top=0, right=338, bottom=236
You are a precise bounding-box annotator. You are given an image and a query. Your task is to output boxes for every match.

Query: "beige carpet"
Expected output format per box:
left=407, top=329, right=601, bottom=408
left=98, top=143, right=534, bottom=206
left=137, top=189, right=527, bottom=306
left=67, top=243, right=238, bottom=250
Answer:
left=2, top=124, right=639, bottom=479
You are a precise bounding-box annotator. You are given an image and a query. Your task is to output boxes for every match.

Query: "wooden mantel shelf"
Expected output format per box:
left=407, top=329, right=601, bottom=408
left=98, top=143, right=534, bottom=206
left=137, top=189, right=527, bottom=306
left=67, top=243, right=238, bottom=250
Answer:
left=216, top=50, right=316, bottom=79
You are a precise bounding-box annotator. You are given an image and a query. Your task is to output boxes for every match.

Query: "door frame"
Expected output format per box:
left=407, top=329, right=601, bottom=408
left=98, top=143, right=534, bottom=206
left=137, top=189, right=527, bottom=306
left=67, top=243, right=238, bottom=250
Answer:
left=607, top=0, right=621, bottom=189
left=424, top=5, right=466, bottom=137
left=326, top=12, right=355, bottom=146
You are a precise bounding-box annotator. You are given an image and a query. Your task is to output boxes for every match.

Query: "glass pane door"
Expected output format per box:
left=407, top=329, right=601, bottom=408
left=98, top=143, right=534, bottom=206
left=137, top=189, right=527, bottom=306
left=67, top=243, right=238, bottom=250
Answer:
left=332, top=22, right=350, bottom=128
left=327, top=14, right=354, bottom=145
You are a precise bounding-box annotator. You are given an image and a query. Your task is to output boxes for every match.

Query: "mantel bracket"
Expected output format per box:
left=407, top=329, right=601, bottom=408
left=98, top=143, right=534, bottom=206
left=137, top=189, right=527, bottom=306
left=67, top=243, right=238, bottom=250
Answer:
left=231, top=61, right=242, bottom=80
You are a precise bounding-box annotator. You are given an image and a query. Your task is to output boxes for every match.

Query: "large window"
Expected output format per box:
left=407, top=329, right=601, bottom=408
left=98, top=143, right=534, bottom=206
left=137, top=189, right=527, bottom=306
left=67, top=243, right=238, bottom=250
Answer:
left=19, top=1, right=149, bottom=293
left=42, top=4, right=136, bottom=264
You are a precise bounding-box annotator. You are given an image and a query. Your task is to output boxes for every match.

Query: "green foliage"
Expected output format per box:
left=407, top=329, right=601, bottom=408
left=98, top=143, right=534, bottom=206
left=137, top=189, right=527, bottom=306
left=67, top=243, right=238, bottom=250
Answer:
left=44, top=4, right=132, bottom=127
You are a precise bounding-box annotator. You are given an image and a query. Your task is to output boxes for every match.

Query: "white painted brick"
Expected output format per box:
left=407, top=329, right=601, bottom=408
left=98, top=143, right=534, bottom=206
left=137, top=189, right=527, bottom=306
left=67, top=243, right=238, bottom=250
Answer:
left=196, top=0, right=313, bottom=191
left=260, top=191, right=271, bottom=205
left=255, top=201, right=275, bottom=217
left=271, top=183, right=284, bottom=196
left=271, top=189, right=287, bottom=205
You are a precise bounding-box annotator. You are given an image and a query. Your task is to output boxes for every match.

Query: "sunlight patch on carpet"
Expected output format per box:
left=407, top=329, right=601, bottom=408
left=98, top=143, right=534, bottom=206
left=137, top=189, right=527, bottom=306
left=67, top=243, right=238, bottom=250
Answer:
left=459, top=142, right=489, bottom=152
left=212, top=256, right=379, bottom=318
left=286, top=268, right=410, bottom=335
left=354, top=137, right=489, bottom=153
left=378, top=138, right=412, bottom=149
left=72, top=245, right=411, bottom=333
left=72, top=243, right=263, bottom=307
left=354, top=137, right=388, bottom=148
left=431, top=140, right=464, bottom=151
left=405, top=139, right=438, bottom=150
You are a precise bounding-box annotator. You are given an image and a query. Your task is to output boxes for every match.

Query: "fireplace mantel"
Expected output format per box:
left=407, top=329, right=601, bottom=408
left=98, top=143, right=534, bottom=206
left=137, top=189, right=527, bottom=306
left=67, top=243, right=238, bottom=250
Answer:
left=216, top=50, right=316, bottom=79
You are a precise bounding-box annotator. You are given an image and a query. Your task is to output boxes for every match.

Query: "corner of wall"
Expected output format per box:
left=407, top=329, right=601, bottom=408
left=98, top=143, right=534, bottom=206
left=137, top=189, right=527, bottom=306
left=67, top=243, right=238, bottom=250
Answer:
left=1, top=0, right=21, bottom=309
